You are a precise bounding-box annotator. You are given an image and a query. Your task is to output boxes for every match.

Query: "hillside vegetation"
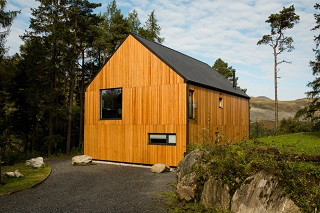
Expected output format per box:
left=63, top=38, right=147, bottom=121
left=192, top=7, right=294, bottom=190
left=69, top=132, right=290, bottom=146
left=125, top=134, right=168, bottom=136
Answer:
left=250, top=96, right=310, bottom=121
left=168, top=132, right=320, bottom=212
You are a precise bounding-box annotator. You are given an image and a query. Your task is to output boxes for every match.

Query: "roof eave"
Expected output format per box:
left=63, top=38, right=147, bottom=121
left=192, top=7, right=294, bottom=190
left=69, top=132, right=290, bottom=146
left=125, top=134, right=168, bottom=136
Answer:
left=187, top=80, right=250, bottom=99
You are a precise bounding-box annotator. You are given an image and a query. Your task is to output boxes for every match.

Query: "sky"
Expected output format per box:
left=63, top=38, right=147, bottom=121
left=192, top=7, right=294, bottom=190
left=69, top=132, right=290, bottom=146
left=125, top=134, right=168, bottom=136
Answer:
left=5, top=0, right=320, bottom=101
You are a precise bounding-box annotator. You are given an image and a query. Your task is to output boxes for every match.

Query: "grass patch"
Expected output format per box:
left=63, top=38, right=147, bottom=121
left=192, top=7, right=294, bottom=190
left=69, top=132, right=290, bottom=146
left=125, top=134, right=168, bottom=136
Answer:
left=0, top=163, right=51, bottom=195
left=256, top=132, right=320, bottom=156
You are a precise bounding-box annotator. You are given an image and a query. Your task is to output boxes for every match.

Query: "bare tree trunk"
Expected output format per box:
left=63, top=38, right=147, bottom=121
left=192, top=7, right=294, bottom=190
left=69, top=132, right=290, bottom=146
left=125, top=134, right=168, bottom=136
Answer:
left=273, top=47, right=278, bottom=134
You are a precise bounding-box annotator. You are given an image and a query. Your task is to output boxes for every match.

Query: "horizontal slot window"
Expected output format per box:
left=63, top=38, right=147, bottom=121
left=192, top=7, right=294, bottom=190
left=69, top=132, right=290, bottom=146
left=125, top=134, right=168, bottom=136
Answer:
left=149, top=134, right=176, bottom=145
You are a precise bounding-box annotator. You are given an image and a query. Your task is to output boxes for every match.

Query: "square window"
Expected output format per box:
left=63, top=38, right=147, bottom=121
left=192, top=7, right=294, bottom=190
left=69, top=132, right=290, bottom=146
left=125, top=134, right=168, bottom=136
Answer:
left=149, top=134, right=176, bottom=145
left=100, top=88, right=122, bottom=119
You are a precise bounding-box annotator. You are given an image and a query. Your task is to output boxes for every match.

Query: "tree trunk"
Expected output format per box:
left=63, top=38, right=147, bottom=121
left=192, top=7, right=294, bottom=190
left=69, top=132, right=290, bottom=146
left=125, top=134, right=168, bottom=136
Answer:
left=273, top=47, right=278, bottom=134
left=66, top=4, right=78, bottom=154
left=78, top=49, right=85, bottom=150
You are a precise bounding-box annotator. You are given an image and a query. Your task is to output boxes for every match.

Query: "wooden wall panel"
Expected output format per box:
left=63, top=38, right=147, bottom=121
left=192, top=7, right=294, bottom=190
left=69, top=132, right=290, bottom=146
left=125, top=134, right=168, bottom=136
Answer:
left=188, top=85, right=249, bottom=145
left=84, top=35, right=187, bottom=166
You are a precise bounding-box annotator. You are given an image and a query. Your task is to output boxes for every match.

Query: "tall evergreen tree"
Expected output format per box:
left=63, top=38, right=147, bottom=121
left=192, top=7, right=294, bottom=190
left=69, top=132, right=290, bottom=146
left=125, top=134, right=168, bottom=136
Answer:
left=212, top=58, right=235, bottom=81
left=26, top=0, right=70, bottom=155
left=127, top=9, right=140, bottom=34
left=299, top=3, right=320, bottom=130
left=64, top=0, right=101, bottom=153
left=212, top=58, right=246, bottom=93
left=257, top=5, right=300, bottom=133
left=139, top=10, right=164, bottom=43
left=94, top=0, right=129, bottom=63
left=0, top=0, right=20, bottom=183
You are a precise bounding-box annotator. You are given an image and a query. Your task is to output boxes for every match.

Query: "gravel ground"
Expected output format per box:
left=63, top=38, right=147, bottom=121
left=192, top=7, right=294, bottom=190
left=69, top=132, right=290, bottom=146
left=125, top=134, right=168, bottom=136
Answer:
left=0, top=158, right=176, bottom=213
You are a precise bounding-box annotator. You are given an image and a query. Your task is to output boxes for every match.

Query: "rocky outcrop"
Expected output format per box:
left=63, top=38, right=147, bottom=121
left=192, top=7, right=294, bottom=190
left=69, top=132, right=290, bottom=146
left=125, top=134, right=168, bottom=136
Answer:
left=72, top=155, right=92, bottom=166
left=176, top=151, right=301, bottom=213
left=26, top=157, right=45, bottom=168
left=176, top=149, right=203, bottom=181
left=201, top=176, right=230, bottom=212
left=151, top=164, right=170, bottom=173
left=176, top=171, right=199, bottom=201
left=231, top=170, right=301, bottom=213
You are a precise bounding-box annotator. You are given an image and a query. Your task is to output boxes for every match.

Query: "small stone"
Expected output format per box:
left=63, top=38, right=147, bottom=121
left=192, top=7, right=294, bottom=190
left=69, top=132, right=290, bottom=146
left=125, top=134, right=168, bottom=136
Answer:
left=14, top=170, right=24, bottom=178
left=151, top=164, right=170, bottom=173
left=5, top=172, right=15, bottom=178
left=72, top=155, right=92, bottom=166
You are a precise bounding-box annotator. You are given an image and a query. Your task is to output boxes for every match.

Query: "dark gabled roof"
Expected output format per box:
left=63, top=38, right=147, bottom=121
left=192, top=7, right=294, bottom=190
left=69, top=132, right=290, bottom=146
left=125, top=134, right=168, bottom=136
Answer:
left=131, top=33, right=249, bottom=99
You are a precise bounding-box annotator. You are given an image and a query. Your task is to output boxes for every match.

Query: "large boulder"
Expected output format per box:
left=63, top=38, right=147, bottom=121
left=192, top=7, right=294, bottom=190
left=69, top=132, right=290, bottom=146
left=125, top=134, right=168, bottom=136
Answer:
left=26, top=157, right=45, bottom=168
left=231, top=170, right=301, bottom=213
left=176, top=171, right=200, bottom=201
left=72, top=155, right=92, bottom=166
left=151, top=164, right=170, bottom=173
left=201, top=175, right=231, bottom=212
left=176, top=149, right=203, bottom=181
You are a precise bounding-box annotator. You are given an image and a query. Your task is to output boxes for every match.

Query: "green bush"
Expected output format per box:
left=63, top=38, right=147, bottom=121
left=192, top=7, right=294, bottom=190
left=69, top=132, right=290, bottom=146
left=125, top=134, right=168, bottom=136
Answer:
left=279, top=117, right=313, bottom=134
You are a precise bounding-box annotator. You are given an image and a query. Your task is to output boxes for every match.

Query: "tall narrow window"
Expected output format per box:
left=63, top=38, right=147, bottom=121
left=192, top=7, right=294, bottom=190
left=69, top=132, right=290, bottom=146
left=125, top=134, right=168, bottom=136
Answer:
left=100, top=88, right=122, bottom=119
left=188, top=90, right=194, bottom=119
left=219, top=97, right=223, bottom=108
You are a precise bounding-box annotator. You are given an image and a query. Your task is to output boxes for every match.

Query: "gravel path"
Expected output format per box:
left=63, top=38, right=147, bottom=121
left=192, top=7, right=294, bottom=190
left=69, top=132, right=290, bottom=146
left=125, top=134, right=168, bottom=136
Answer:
left=0, top=158, right=176, bottom=213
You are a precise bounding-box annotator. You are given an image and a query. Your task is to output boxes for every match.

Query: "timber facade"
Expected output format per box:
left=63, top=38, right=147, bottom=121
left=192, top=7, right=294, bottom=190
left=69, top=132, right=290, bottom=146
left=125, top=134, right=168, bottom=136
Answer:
left=84, top=34, right=250, bottom=166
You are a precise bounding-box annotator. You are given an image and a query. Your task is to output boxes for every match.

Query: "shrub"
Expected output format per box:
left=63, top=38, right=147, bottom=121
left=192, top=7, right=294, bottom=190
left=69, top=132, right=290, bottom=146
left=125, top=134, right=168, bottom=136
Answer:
left=279, top=117, right=313, bottom=134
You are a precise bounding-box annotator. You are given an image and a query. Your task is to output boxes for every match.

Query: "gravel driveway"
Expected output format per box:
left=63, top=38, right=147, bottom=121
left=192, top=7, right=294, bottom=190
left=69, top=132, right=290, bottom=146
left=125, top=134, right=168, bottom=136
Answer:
left=0, top=158, right=176, bottom=213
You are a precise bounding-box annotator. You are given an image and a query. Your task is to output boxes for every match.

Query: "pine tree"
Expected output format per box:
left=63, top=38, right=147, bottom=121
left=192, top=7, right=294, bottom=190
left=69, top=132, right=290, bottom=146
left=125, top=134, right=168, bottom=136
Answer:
left=257, top=5, right=299, bottom=133
left=139, top=10, right=164, bottom=43
left=0, top=0, right=20, bottom=184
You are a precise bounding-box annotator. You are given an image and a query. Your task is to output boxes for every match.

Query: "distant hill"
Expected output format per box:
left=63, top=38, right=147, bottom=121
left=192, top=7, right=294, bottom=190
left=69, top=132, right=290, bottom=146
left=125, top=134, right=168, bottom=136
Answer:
left=250, top=97, right=311, bottom=121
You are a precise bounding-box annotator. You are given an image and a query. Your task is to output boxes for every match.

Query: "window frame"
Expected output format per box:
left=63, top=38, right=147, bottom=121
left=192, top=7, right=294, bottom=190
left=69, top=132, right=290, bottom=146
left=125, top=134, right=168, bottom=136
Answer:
left=219, top=97, right=223, bottom=109
left=148, top=133, right=176, bottom=146
left=100, top=87, right=123, bottom=120
left=188, top=90, right=195, bottom=119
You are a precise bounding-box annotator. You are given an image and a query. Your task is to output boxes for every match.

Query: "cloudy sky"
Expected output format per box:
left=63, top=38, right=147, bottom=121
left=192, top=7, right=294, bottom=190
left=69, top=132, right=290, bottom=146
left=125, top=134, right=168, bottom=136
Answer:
left=6, top=0, right=319, bottom=100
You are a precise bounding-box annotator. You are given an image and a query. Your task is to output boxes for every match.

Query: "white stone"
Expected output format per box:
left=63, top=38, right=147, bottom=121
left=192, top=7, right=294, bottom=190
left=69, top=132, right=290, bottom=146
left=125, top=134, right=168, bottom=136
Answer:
left=5, top=172, right=15, bottom=178
left=72, top=155, right=92, bottom=166
left=26, top=157, right=45, bottom=168
left=14, top=170, right=24, bottom=177
left=151, top=164, right=170, bottom=173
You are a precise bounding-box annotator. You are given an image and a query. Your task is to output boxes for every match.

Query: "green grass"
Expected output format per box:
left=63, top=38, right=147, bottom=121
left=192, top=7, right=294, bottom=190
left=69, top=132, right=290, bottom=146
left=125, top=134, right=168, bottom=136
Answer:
left=0, top=163, right=51, bottom=195
left=255, top=132, right=320, bottom=156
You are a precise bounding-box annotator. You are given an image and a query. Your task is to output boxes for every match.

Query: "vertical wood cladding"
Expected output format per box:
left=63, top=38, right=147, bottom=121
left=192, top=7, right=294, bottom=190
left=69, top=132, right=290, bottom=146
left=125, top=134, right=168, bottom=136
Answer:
left=84, top=34, right=250, bottom=166
left=84, top=35, right=187, bottom=166
left=187, top=85, right=249, bottom=145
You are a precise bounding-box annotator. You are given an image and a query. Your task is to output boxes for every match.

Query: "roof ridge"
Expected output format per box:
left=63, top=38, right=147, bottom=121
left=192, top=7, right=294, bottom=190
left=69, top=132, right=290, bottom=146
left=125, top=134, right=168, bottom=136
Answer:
left=130, top=33, right=211, bottom=68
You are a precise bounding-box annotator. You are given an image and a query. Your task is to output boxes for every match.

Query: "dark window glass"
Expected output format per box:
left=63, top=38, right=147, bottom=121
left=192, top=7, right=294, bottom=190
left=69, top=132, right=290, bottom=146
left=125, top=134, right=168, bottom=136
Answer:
left=149, top=134, right=176, bottom=145
left=101, top=88, right=122, bottom=119
left=188, top=90, right=194, bottom=119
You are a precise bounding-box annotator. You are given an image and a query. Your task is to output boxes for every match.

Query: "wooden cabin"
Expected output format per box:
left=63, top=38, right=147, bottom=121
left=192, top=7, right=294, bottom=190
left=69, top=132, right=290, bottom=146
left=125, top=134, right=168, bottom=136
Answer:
left=84, top=34, right=250, bottom=166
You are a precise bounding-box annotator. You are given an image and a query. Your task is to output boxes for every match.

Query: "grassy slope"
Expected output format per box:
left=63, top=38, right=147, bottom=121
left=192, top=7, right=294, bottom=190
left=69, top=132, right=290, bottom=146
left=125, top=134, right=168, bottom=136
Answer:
left=0, top=163, right=51, bottom=195
left=256, top=132, right=320, bottom=156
